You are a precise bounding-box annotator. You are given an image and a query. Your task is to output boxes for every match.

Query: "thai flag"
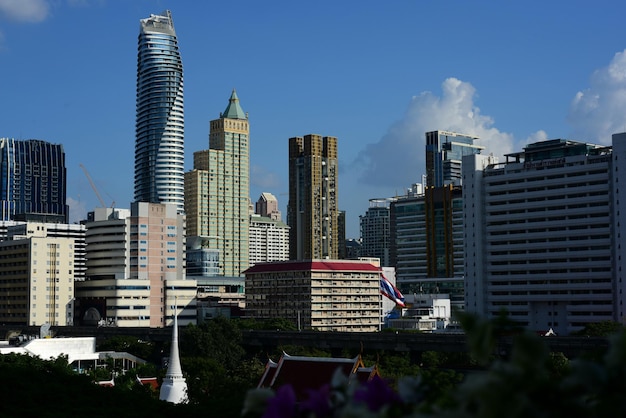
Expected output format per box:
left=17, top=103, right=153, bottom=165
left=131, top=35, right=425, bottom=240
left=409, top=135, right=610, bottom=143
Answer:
left=380, top=275, right=405, bottom=307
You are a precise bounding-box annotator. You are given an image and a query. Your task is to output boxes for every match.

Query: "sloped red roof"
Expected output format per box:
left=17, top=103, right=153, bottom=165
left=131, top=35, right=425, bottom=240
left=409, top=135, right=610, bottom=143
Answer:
left=258, top=353, right=379, bottom=401
left=257, top=359, right=279, bottom=389
left=353, top=366, right=379, bottom=384
left=137, top=376, right=159, bottom=390
left=244, top=260, right=381, bottom=275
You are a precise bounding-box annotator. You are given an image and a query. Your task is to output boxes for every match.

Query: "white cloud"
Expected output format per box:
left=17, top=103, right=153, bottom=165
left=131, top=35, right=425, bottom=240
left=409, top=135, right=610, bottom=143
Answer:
left=569, top=49, right=626, bottom=144
left=352, top=77, right=515, bottom=189
left=67, top=196, right=86, bottom=224
left=522, top=130, right=549, bottom=147
left=0, top=0, right=50, bottom=23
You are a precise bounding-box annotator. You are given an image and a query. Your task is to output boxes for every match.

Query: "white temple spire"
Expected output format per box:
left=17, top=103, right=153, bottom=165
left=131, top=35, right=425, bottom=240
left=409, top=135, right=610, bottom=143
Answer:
left=159, top=300, right=188, bottom=403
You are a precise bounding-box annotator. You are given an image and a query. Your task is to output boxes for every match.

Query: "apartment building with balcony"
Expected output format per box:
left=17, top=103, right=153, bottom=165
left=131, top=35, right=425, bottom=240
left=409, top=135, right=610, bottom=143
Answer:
left=244, top=259, right=382, bottom=332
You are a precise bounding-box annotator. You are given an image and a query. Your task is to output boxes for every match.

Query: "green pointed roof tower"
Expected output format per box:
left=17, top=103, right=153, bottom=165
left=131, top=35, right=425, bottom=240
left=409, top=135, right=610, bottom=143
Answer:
left=222, top=89, right=247, bottom=120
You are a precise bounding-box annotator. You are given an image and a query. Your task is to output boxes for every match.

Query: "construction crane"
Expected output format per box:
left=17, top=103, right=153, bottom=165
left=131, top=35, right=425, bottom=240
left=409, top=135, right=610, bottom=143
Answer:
left=80, top=163, right=114, bottom=208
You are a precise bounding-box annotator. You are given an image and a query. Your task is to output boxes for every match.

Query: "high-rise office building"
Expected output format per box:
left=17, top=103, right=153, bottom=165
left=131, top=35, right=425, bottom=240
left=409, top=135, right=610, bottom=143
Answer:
left=425, top=130, right=483, bottom=188
left=390, top=183, right=466, bottom=307
left=134, top=10, right=185, bottom=213
left=287, top=134, right=339, bottom=260
left=0, top=138, right=68, bottom=223
left=184, top=151, right=209, bottom=238
left=185, top=90, right=250, bottom=277
left=387, top=130, right=482, bottom=311
left=463, top=136, right=623, bottom=335
left=424, top=185, right=464, bottom=279
left=390, top=183, right=467, bottom=310
left=360, top=198, right=395, bottom=266
left=337, top=210, right=347, bottom=259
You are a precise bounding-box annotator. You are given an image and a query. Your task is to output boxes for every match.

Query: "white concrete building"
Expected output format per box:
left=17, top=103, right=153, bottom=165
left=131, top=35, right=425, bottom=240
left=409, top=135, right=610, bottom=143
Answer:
left=387, top=293, right=453, bottom=332
left=0, top=336, right=146, bottom=371
left=249, top=214, right=290, bottom=266
left=76, top=204, right=196, bottom=328
left=463, top=136, right=623, bottom=335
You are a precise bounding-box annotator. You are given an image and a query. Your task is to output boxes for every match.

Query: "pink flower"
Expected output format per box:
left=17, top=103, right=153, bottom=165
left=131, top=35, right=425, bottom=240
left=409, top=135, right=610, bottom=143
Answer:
left=300, top=384, right=332, bottom=417
left=262, top=385, right=297, bottom=418
left=353, top=376, right=402, bottom=412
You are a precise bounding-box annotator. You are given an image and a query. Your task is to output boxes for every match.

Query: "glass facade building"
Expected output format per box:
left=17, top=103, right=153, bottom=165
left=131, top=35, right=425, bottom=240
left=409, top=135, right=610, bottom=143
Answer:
left=425, top=130, right=483, bottom=188
left=359, top=198, right=394, bottom=266
left=135, top=10, right=185, bottom=213
left=390, top=187, right=465, bottom=310
left=0, top=138, right=68, bottom=223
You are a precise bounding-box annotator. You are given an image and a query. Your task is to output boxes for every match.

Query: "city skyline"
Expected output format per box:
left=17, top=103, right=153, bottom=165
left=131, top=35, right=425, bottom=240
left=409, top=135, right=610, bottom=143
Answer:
left=1, top=1, right=625, bottom=237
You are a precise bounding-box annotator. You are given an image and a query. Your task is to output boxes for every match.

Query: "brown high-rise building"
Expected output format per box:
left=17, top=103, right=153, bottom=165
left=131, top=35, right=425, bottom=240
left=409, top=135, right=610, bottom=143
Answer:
left=287, top=134, right=338, bottom=260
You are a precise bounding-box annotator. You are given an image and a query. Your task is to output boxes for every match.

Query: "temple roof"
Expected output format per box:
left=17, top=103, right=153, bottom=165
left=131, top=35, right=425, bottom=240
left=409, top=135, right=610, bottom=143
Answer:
left=257, top=353, right=379, bottom=401
left=222, top=89, right=247, bottom=120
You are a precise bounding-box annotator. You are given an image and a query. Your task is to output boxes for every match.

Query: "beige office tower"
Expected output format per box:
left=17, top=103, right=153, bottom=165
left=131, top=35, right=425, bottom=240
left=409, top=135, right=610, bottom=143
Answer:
left=185, top=90, right=250, bottom=277
left=0, top=221, right=86, bottom=326
left=184, top=157, right=209, bottom=237
left=0, top=235, right=75, bottom=326
left=288, top=134, right=338, bottom=260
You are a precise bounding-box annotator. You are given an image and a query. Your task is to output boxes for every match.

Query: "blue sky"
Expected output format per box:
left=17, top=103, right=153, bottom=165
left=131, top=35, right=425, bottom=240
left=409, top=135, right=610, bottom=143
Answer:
left=1, top=0, right=625, bottom=238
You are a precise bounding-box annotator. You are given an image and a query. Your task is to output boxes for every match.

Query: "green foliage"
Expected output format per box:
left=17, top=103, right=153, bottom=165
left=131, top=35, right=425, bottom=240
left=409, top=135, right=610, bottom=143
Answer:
left=233, top=317, right=299, bottom=331
left=573, top=320, right=624, bottom=337
left=243, top=314, right=626, bottom=418
left=12, top=314, right=626, bottom=417
left=0, top=353, right=185, bottom=418
left=180, top=316, right=266, bottom=415
left=97, top=335, right=156, bottom=361
left=375, top=352, right=421, bottom=382
left=181, top=316, right=246, bottom=370
left=275, top=344, right=332, bottom=358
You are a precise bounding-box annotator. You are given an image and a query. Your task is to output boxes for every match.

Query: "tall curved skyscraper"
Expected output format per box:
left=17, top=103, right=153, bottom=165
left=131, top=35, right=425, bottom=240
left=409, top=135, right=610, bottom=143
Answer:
left=135, top=10, right=185, bottom=213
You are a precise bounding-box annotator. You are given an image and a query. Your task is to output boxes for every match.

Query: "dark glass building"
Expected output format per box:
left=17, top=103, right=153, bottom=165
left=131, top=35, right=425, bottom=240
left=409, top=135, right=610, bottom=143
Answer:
left=0, top=138, right=68, bottom=223
left=425, top=130, right=483, bottom=188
